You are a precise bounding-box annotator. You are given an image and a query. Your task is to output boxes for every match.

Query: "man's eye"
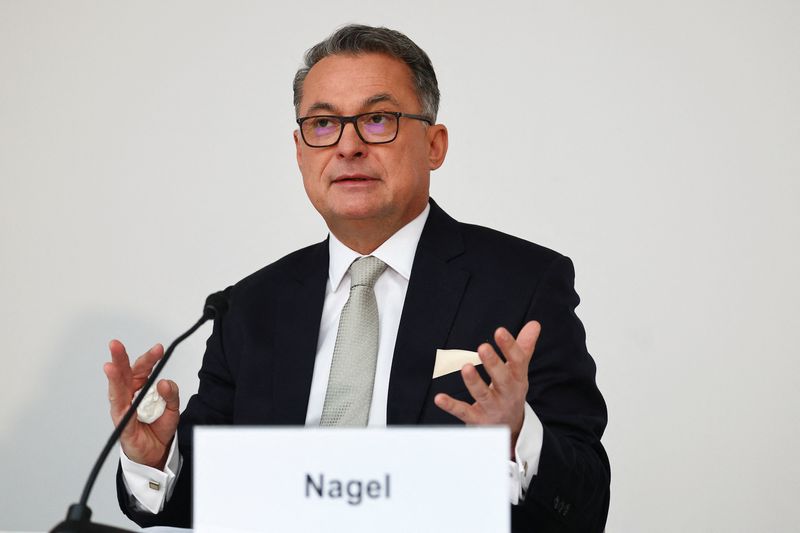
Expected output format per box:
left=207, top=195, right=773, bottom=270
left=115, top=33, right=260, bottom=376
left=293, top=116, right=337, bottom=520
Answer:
left=310, top=118, right=338, bottom=136
left=369, top=114, right=389, bottom=124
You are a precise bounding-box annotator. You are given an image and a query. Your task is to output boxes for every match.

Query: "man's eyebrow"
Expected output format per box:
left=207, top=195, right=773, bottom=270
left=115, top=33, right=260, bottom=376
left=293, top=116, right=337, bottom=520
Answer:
left=304, top=102, right=339, bottom=115
left=302, top=94, right=401, bottom=116
left=363, top=93, right=401, bottom=108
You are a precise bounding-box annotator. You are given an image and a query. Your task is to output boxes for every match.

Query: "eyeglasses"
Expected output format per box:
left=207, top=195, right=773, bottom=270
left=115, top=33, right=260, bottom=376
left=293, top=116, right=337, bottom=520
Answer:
left=296, top=111, right=432, bottom=148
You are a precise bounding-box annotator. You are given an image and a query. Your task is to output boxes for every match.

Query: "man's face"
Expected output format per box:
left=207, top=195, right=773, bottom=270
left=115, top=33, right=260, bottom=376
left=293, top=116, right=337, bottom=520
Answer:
left=294, top=53, right=447, bottom=241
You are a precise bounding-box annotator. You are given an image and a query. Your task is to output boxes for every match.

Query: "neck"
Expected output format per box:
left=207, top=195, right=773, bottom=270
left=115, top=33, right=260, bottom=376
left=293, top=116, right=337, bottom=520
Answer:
left=329, top=220, right=398, bottom=255
left=328, top=203, right=427, bottom=255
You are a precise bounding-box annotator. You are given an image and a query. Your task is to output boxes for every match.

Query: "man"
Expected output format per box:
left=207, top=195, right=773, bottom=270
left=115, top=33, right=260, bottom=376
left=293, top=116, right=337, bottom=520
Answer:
left=105, top=25, right=610, bottom=532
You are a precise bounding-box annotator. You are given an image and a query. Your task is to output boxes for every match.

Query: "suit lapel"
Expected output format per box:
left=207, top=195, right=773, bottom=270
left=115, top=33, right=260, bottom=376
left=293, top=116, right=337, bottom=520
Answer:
left=387, top=200, right=470, bottom=425
left=269, top=240, right=329, bottom=425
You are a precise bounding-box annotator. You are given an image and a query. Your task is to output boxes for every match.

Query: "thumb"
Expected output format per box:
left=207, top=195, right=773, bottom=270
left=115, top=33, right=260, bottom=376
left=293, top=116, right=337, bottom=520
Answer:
left=157, top=379, right=180, bottom=413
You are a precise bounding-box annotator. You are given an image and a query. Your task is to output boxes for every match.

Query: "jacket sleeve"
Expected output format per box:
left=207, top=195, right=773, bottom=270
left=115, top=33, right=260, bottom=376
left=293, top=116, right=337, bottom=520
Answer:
left=516, top=255, right=610, bottom=532
left=116, top=286, right=237, bottom=528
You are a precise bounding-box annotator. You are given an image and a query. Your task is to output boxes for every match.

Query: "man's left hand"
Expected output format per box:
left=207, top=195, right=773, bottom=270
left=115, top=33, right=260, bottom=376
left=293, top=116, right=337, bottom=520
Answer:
left=434, top=320, right=541, bottom=455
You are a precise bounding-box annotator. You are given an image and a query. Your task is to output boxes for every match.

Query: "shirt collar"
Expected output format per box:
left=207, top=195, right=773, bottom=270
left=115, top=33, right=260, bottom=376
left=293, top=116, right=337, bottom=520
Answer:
left=328, top=203, right=431, bottom=291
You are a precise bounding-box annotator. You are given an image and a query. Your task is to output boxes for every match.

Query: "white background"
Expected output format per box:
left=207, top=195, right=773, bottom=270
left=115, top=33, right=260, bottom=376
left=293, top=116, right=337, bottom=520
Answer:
left=1, top=1, right=798, bottom=531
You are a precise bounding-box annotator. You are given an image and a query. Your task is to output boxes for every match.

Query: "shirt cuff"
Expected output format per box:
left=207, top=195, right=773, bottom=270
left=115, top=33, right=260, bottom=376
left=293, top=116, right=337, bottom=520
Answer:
left=119, top=435, right=182, bottom=514
left=508, top=402, right=544, bottom=505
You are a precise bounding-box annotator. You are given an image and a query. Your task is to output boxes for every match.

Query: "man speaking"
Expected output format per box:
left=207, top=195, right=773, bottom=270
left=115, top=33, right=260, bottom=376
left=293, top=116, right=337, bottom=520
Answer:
left=104, top=24, right=610, bottom=532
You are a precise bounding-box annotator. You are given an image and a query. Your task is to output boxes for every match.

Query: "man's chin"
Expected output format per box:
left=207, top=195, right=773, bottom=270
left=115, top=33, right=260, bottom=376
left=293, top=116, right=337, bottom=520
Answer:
left=329, top=207, right=389, bottom=223
left=323, top=196, right=390, bottom=221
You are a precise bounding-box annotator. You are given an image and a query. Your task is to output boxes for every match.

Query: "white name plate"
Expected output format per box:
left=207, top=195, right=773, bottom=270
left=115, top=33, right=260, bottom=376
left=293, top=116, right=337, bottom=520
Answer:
left=194, top=426, right=510, bottom=533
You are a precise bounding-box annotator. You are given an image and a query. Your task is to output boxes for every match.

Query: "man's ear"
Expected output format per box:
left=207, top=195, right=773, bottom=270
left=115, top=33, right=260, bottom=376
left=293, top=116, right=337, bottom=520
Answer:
left=427, top=124, right=448, bottom=170
left=293, top=130, right=303, bottom=170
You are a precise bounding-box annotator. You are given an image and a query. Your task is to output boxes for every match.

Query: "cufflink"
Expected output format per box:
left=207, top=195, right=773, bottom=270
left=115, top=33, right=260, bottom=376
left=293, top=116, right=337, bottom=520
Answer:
left=148, top=481, right=161, bottom=491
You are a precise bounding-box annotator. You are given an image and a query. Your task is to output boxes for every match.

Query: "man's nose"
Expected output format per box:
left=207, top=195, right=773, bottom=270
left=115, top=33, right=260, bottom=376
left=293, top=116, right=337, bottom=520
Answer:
left=336, top=121, right=367, bottom=158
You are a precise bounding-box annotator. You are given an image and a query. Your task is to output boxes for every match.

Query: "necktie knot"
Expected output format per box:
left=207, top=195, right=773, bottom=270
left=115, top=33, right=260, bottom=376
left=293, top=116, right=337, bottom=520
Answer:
left=349, top=256, right=387, bottom=289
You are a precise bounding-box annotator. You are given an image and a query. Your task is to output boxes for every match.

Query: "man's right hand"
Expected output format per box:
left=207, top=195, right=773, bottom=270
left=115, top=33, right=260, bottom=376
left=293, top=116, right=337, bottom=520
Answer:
left=103, top=339, right=180, bottom=471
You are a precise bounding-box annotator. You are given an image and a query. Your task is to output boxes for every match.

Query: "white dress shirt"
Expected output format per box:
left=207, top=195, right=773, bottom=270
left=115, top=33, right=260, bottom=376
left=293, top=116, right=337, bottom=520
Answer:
left=120, top=204, right=543, bottom=512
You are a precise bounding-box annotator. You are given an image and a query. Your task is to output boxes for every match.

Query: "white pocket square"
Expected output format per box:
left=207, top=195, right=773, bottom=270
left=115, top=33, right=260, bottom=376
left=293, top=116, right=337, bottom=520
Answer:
left=432, top=349, right=482, bottom=379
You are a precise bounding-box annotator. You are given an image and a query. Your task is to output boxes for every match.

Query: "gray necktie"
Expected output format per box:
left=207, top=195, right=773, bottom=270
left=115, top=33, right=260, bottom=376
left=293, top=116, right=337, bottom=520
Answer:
left=320, top=255, right=387, bottom=426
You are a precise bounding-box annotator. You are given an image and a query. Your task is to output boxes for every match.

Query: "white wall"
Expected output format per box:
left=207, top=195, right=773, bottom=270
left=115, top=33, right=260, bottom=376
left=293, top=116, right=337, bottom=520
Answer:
left=1, top=1, right=798, bottom=531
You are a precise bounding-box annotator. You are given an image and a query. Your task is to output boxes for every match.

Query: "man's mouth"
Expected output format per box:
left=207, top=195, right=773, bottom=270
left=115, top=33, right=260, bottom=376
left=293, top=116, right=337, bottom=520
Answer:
left=333, top=174, right=377, bottom=183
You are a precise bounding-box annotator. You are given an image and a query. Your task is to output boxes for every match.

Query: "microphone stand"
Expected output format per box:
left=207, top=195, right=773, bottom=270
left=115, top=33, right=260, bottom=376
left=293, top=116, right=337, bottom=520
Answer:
left=50, top=292, right=227, bottom=533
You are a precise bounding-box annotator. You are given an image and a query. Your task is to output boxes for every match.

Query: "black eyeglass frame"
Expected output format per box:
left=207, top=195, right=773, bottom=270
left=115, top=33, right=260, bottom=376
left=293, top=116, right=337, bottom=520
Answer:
left=296, top=111, right=433, bottom=148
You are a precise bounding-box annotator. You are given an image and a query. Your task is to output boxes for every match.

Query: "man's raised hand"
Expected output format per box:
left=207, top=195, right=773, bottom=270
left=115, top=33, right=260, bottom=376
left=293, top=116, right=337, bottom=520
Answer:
left=103, top=340, right=180, bottom=470
left=434, top=321, right=541, bottom=454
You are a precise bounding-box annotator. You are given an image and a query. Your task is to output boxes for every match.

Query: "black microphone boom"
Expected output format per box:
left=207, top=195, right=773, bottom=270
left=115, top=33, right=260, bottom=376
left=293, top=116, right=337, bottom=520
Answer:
left=50, top=290, right=229, bottom=533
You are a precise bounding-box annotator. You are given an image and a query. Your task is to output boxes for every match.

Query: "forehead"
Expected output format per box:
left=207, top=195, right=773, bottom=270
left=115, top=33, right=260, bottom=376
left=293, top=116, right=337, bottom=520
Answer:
left=299, top=53, right=419, bottom=115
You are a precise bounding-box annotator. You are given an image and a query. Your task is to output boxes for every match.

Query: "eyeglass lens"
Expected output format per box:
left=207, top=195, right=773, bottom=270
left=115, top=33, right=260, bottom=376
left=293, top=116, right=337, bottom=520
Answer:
left=302, top=113, right=398, bottom=146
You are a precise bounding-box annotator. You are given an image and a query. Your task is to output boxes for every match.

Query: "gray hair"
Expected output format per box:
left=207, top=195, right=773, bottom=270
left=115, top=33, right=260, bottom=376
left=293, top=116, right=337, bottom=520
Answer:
left=293, top=24, right=440, bottom=121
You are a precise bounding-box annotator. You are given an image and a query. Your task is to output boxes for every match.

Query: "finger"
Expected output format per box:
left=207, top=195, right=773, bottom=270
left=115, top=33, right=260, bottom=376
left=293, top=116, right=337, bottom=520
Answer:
left=157, top=379, right=180, bottom=413
left=460, top=363, right=492, bottom=404
left=495, top=321, right=541, bottom=372
left=131, top=344, right=164, bottom=383
left=105, top=342, right=133, bottom=421
left=494, top=327, right=524, bottom=364
left=477, top=342, right=511, bottom=390
left=104, top=363, right=139, bottom=438
left=108, top=339, right=132, bottom=382
left=103, top=362, right=124, bottom=420
left=516, top=321, right=541, bottom=356
left=434, top=393, right=478, bottom=424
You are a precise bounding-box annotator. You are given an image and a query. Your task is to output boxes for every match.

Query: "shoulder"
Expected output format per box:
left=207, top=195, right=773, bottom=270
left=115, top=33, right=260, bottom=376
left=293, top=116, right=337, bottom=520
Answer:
left=456, top=221, right=574, bottom=295
left=223, top=239, right=328, bottom=306
left=426, top=198, right=566, bottom=270
left=459, top=221, right=563, bottom=265
left=421, top=199, right=575, bottom=289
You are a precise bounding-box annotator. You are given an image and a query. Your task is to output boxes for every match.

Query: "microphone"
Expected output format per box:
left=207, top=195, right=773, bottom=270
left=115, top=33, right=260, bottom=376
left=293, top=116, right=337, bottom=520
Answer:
left=50, top=290, right=229, bottom=533
left=203, top=290, right=229, bottom=320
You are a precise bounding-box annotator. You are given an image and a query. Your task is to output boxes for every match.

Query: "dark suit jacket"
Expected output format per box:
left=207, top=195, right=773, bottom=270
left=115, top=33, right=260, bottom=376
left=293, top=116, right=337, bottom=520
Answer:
left=118, top=199, right=610, bottom=532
